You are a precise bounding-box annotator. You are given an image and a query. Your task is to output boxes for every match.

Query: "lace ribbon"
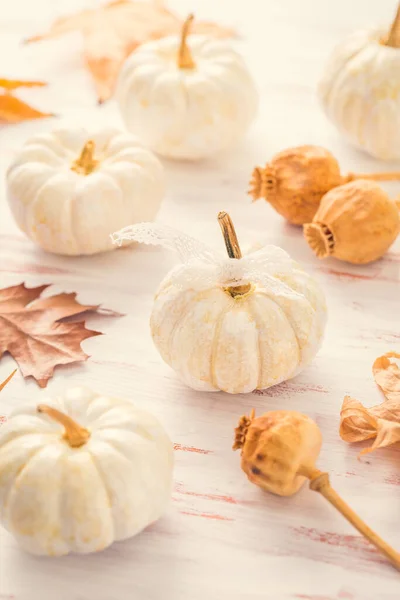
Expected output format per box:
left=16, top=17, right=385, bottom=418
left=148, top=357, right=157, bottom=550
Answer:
left=110, top=223, right=301, bottom=297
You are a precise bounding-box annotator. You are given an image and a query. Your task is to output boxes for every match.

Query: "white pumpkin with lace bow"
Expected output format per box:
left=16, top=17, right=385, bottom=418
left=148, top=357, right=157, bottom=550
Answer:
left=116, top=15, right=258, bottom=160
left=6, top=127, right=165, bottom=256
left=0, top=387, right=173, bottom=556
left=113, top=214, right=327, bottom=394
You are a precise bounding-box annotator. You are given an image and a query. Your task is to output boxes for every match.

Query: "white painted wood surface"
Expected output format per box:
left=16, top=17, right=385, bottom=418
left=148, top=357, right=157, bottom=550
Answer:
left=0, top=0, right=400, bottom=598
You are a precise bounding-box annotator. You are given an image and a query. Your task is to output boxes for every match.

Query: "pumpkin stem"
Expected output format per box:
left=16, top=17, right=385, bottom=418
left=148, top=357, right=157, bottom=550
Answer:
left=38, top=404, right=90, bottom=448
left=386, top=2, right=400, bottom=48
left=233, top=409, right=255, bottom=450
left=298, top=465, right=400, bottom=571
left=0, top=369, right=17, bottom=392
left=218, top=212, right=253, bottom=297
left=178, top=14, right=196, bottom=69
left=71, top=140, right=98, bottom=176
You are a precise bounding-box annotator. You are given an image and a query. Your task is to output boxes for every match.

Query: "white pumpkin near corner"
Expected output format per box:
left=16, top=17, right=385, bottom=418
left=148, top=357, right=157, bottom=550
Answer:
left=319, top=4, right=400, bottom=160
left=0, top=387, right=173, bottom=556
left=6, top=127, right=165, bottom=256
left=112, top=213, right=327, bottom=394
left=116, top=15, right=258, bottom=160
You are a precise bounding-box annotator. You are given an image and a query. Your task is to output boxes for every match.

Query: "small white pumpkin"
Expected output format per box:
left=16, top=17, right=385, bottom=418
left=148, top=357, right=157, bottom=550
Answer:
left=112, top=213, right=327, bottom=394
left=117, top=15, right=258, bottom=160
left=319, top=5, right=400, bottom=160
left=0, top=387, right=173, bottom=556
left=6, top=127, right=165, bottom=256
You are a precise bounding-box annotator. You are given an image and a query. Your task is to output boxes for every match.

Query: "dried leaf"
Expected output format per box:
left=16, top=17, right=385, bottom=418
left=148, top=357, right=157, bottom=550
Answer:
left=372, top=352, right=400, bottom=402
left=0, top=283, right=118, bottom=387
left=26, top=0, right=236, bottom=103
left=340, top=352, right=400, bottom=456
left=360, top=419, right=400, bottom=456
left=0, top=78, right=53, bottom=124
left=339, top=396, right=378, bottom=443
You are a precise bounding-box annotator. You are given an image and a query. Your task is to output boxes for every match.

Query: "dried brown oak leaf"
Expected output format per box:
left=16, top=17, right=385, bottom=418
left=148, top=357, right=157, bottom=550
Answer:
left=340, top=352, right=400, bottom=456
left=0, top=283, right=117, bottom=388
left=26, top=0, right=236, bottom=103
left=0, top=78, right=53, bottom=123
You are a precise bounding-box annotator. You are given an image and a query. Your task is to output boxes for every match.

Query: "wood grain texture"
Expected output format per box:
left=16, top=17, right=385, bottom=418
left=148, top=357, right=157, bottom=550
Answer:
left=0, top=0, right=399, bottom=598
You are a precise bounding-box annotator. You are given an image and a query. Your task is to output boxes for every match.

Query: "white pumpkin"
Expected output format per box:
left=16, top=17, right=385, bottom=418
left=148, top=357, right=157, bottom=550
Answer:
left=117, top=15, right=258, bottom=160
left=0, top=387, right=173, bottom=556
left=319, top=6, right=400, bottom=160
left=6, top=127, right=165, bottom=256
left=112, top=213, right=327, bottom=394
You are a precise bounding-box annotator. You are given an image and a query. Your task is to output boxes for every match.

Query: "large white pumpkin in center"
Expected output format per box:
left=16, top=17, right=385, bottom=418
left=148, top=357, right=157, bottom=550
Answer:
left=148, top=213, right=327, bottom=394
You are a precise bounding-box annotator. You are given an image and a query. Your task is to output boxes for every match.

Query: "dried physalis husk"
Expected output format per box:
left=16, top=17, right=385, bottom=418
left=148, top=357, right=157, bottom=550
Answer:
left=249, top=145, right=400, bottom=226
left=304, top=180, right=400, bottom=264
left=234, top=408, right=400, bottom=570
left=340, top=352, right=400, bottom=455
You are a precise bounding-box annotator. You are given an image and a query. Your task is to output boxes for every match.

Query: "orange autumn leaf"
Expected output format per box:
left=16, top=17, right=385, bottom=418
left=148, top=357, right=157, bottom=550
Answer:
left=0, top=283, right=119, bottom=388
left=340, top=352, right=400, bottom=456
left=0, top=78, right=53, bottom=124
left=26, top=0, right=236, bottom=103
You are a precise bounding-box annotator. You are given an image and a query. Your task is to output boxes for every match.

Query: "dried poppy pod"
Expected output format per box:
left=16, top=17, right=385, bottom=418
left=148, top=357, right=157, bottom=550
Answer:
left=234, top=409, right=400, bottom=570
left=304, top=180, right=400, bottom=265
left=249, top=145, right=400, bottom=225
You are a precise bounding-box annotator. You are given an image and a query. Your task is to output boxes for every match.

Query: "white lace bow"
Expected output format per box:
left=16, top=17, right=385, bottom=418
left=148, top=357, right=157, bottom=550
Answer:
left=110, top=223, right=299, bottom=295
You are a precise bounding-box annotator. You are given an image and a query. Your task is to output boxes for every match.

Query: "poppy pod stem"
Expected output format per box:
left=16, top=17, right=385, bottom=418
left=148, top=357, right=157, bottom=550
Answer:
left=298, top=465, right=400, bottom=571
left=345, top=171, right=400, bottom=183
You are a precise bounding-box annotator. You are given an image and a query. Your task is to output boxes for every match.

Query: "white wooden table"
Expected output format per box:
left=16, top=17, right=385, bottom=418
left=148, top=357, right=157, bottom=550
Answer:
left=1, top=0, right=400, bottom=598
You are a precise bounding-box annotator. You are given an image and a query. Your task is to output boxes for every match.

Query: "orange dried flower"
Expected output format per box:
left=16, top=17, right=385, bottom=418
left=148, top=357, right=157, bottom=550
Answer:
left=249, top=144, right=400, bottom=226
left=304, top=180, right=400, bottom=264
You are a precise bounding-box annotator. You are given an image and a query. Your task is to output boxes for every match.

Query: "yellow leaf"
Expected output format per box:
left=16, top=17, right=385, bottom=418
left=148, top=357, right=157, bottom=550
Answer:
left=0, top=78, right=47, bottom=91
left=0, top=94, right=53, bottom=124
